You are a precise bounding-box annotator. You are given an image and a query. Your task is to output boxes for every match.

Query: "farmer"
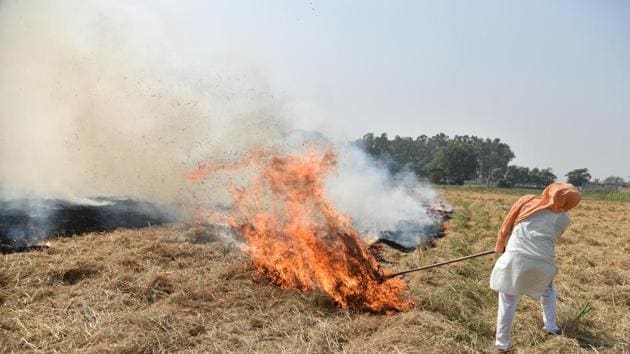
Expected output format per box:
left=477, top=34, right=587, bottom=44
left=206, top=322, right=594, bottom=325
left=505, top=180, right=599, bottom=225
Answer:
left=490, top=182, right=581, bottom=352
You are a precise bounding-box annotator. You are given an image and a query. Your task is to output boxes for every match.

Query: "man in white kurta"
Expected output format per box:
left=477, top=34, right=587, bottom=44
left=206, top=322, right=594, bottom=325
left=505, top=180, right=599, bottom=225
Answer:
left=490, top=209, right=570, bottom=351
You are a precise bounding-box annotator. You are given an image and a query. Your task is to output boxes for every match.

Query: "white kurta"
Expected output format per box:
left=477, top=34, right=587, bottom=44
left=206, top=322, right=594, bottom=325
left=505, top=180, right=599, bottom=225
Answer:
left=490, top=209, right=570, bottom=299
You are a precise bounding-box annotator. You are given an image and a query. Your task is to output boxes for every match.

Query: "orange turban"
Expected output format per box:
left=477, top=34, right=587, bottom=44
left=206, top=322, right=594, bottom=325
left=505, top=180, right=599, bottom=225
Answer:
left=495, top=182, right=581, bottom=252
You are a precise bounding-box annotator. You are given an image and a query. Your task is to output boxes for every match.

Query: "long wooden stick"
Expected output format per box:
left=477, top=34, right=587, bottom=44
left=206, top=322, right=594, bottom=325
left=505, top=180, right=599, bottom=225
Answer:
left=384, top=250, right=495, bottom=280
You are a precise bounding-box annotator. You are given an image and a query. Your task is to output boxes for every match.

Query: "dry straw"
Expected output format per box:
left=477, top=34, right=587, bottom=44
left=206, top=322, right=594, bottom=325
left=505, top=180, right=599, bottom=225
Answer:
left=1, top=189, right=628, bottom=352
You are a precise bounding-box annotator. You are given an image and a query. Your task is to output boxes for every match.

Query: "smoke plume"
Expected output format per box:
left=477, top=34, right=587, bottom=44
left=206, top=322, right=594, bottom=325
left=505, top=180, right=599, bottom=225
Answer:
left=325, top=144, right=447, bottom=248
left=0, top=1, right=447, bottom=249
left=0, top=1, right=285, bottom=206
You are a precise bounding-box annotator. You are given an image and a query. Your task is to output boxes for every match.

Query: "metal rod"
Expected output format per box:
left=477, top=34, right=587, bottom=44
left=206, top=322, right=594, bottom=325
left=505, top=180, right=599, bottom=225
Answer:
left=384, top=250, right=495, bottom=280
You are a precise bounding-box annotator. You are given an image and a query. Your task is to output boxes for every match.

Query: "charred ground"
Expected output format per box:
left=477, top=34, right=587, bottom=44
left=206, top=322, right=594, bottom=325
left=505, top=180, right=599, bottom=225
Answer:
left=0, top=188, right=628, bottom=353
left=0, top=198, right=175, bottom=253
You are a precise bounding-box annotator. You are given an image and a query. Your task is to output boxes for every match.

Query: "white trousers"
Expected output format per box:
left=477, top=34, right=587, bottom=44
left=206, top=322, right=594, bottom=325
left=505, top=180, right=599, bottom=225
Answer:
left=495, top=284, right=559, bottom=350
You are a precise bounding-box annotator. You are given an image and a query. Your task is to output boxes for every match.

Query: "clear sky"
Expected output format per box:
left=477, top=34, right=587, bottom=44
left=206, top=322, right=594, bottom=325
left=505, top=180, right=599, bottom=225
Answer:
left=153, top=0, right=630, bottom=180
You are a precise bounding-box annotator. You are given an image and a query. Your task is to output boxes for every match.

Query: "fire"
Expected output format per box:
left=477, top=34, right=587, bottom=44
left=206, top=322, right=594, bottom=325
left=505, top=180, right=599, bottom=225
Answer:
left=188, top=149, right=413, bottom=313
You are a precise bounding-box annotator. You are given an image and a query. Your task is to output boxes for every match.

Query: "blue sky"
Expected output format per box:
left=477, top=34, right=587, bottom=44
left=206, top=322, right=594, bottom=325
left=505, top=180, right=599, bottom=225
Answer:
left=155, top=0, right=629, bottom=180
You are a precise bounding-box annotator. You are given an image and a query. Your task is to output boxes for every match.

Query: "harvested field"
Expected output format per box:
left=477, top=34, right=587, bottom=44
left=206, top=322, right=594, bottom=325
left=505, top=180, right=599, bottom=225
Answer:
left=1, top=188, right=628, bottom=353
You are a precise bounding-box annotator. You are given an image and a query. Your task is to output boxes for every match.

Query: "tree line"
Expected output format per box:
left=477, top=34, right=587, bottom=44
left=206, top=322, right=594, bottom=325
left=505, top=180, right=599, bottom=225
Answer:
left=354, top=133, right=627, bottom=188
left=566, top=169, right=629, bottom=187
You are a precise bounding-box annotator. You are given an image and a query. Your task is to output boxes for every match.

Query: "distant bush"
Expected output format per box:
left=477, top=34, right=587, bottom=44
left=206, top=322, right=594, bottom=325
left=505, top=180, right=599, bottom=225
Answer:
left=496, top=179, right=513, bottom=188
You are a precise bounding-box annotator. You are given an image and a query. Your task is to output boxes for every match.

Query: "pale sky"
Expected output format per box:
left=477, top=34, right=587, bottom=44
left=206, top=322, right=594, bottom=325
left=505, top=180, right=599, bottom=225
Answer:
left=153, top=1, right=630, bottom=180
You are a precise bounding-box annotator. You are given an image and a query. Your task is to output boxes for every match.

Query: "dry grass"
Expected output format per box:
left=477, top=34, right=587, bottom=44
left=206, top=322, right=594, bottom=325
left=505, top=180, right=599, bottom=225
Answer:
left=1, top=189, right=628, bottom=353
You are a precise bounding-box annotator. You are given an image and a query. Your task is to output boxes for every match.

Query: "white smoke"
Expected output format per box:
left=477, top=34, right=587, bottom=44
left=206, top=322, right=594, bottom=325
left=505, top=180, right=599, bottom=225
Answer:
left=0, top=0, right=285, bottom=206
left=325, top=144, right=445, bottom=247
left=282, top=131, right=447, bottom=247
left=0, top=1, right=447, bottom=249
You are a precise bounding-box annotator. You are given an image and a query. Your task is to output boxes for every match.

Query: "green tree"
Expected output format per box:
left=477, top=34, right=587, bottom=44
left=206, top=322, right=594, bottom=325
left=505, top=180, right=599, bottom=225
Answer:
left=359, top=133, right=377, bottom=155
left=373, top=133, right=389, bottom=157
left=388, top=135, right=416, bottom=173
left=499, top=165, right=556, bottom=188
left=356, top=132, right=517, bottom=185
left=504, top=165, right=530, bottom=185
left=425, top=141, right=479, bottom=184
left=536, top=168, right=557, bottom=187
left=474, top=138, right=515, bottom=183
left=566, top=168, right=591, bottom=187
left=603, top=176, right=625, bottom=185
left=411, top=134, right=431, bottom=177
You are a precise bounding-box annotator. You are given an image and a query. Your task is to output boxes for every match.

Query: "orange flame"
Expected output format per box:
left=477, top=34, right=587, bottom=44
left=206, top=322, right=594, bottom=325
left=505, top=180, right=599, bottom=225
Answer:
left=189, top=149, right=413, bottom=313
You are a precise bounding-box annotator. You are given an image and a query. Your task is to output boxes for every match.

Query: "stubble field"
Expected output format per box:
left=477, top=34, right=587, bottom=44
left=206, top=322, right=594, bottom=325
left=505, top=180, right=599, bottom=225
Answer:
left=1, top=188, right=628, bottom=353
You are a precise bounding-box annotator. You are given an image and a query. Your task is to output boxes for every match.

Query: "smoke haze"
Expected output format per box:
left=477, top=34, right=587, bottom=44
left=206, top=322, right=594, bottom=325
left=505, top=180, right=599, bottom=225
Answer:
left=0, top=1, right=446, bottom=247
left=325, top=145, right=446, bottom=247
left=0, top=1, right=286, bottom=205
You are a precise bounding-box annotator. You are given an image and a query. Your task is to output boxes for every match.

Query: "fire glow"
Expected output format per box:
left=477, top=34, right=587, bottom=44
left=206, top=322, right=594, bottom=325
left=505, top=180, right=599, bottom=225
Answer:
left=188, top=149, right=414, bottom=313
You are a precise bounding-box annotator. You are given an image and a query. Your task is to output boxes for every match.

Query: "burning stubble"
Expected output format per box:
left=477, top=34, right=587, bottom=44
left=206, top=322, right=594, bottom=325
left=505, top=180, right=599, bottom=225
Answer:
left=0, top=1, right=449, bottom=271
left=189, top=148, right=414, bottom=313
